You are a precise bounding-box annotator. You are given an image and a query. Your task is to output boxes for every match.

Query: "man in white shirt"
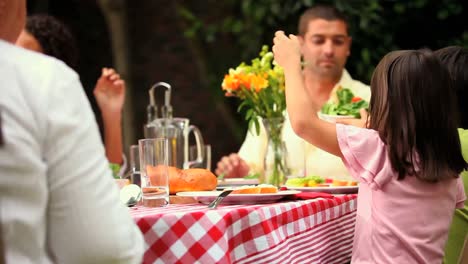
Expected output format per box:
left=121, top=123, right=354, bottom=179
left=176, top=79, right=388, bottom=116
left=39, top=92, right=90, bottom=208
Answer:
left=216, top=5, right=370, bottom=179
left=0, top=1, right=143, bottom=263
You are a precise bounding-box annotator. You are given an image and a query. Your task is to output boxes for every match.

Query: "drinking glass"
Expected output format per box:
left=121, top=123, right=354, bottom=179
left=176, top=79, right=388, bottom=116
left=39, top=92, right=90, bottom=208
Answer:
left=139, top=138, right=169, bottom=206
left=129, top=144, right=141, bottom=187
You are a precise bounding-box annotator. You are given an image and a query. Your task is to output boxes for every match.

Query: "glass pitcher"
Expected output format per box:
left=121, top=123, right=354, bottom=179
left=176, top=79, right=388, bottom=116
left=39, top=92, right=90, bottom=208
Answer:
left=144, top=117, right=204, bottom=169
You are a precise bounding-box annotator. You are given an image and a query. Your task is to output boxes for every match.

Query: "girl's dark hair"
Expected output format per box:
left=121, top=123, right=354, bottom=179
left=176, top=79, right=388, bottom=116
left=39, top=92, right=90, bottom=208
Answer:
left=26, top=14, right=79, bottom=71
left=434, top=46, right=468, bottom=129
left=369, top=49, right=467, bottom=182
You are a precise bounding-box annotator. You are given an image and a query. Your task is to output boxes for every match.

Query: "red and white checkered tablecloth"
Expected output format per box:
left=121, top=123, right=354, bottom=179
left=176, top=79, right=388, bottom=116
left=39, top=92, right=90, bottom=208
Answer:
left=131, top=194, right=357, bottom=264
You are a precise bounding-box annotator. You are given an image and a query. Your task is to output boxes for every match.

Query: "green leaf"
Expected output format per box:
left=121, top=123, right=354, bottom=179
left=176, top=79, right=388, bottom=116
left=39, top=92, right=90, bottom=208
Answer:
left=394, top=3, right=406, bottom=14
left=243, top=172, right=260, bottom=179
left=271, top=3, right=281, bottom=15
left=245, top=109, right=253, bottom=120
left=109, top=163, right=121, bottom=179
left=254, top=5, right=266, bottom=21
left=237, top=100, right=248, bottom=112
left=177, top=6, right=197, bottom=21
left=361, top=49, right=371, bottom=64
left=321, top=88, right=368, bottom=117
left=231, top=20, right=244, bottom=33
left=337, top=88, right=354, bottom=105
left=254, top=119, right=260, bottom=136
left=437, top=9, right=449, bottom=20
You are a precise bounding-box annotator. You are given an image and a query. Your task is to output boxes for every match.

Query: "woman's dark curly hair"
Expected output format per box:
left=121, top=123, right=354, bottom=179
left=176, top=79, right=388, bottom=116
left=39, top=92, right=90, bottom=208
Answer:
left=26, top=14, right=79, bottom=70
left=434, top=46, right=468, bottom=129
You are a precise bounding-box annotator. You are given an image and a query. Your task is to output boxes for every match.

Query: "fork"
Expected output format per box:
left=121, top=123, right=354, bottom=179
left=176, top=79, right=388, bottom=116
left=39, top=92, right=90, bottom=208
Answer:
left=126, top=190, right=142, bottom=207
left=126, top=197, right=138, bottom=207
left=207, top=189, right=233, bottom=209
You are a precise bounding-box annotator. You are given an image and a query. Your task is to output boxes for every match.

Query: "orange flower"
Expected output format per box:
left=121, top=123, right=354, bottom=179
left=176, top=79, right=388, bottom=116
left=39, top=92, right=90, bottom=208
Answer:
left=220, top=45, right=286, bottom=136
left=238, top=73, right=252, bottom=90
left=250, top=74, right=268, bottom=92
left=222, top=73, right=240, bottom=92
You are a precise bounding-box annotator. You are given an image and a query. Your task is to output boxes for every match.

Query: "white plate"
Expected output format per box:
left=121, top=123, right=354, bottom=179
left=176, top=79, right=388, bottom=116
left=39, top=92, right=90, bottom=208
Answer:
left=120, top=184, right=142, bottom=206
left=176, top=190, right=300, bottom=205
left=286, top=186, right=358, bottom=194
left=217, top=178, right=259, bottom=187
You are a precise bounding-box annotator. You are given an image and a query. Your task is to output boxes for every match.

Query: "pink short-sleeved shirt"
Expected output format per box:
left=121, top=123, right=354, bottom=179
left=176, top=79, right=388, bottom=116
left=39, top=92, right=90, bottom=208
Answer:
left=336, top=124, right=466, bottom=264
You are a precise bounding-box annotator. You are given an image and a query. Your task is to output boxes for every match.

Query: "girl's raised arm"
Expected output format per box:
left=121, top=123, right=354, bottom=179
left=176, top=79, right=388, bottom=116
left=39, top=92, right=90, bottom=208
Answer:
left=272, top=31, right=342, bottom=158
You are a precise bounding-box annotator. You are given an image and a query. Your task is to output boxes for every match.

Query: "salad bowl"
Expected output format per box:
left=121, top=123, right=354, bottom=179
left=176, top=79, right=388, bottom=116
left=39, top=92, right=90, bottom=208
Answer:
left=320, top=87, right=368, bottom=123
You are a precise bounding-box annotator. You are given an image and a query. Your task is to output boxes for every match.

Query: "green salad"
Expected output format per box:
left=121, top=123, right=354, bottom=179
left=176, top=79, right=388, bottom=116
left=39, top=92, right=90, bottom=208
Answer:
left=285, top=175, right=325, bottom=187
left=243, top=172, right=260, bottom=179
left=109, top=163, right=121, bottom=179
left=321, top=88, right=368, bottom=118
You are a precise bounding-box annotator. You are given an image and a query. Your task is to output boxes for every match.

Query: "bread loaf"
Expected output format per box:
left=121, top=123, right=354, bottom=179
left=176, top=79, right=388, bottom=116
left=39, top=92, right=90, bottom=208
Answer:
left=170, top=168, right=217, bottom=194
left=147, top=165, right=217, bottom=194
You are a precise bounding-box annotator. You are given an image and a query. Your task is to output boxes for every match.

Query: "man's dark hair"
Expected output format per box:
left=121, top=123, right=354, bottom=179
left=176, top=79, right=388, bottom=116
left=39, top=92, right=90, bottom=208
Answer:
left=298, top=5, right=349, bottom=36
left=26, top=14, right=79, bottom=70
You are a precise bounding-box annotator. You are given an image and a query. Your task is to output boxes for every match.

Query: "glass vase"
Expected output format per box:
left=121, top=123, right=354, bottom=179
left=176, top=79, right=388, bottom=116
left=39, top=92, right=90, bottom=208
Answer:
left=262, top=117, right=290, bottom=187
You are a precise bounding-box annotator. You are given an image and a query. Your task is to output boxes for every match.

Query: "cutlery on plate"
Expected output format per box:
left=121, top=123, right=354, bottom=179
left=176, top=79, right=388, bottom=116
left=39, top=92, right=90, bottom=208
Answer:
left=120, top=184, right=142, bottom=207
left=126, top=197, right=138, bottom=207
left=207, top=189, right=233, bottom=209
left=126, top=189, right=142, bottom=207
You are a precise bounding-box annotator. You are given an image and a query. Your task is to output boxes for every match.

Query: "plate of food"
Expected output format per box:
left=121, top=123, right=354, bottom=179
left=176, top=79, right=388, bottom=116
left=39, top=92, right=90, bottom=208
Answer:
left=284, top=176, right=359, bottom=194
left=177, top=185, right=299, bottom=205
left=289, top=185, right=358, bottom=194
left=217, top=173, right=260, bottom=189
left=319, top=87, right=368, bottom=122
left=217, top=178, right=260, bottom=187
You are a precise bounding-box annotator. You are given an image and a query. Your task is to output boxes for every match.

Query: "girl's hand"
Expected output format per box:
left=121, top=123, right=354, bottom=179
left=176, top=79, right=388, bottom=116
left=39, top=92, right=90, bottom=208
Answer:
left=272, top=31, right=301, bottom=69
left=93, top=67, right=126, bottom=116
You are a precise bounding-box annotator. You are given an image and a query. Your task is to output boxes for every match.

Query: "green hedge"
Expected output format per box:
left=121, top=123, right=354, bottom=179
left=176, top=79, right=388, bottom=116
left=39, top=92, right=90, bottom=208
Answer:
left=176, top=0, right=468, bottom=137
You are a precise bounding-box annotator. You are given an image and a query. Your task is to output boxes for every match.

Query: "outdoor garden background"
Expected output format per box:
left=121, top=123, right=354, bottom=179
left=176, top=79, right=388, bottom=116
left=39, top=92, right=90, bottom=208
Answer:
left=26, top=0, right=468, bottom=165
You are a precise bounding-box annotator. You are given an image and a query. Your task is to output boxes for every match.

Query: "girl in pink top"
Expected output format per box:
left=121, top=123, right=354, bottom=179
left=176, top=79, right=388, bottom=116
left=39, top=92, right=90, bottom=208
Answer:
left=272, top=31, right=467, bottom=263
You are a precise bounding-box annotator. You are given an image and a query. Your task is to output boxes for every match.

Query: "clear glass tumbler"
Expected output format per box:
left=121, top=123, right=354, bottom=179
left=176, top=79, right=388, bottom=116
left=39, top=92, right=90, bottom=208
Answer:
left=139, top=138, right=169, bottom=206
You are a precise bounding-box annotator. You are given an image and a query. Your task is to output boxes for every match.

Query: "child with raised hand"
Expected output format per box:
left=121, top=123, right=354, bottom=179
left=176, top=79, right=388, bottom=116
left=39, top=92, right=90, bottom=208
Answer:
left=272, top=31, right=467, bottom=263
left=93, top=67, right=126, bottom=169
left=16, top=15, right=127, bottom=177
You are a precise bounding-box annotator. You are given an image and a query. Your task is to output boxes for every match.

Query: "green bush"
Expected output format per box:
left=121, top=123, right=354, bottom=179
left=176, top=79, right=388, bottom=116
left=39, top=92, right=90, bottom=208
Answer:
left=176, top=0, right=467, bottom=135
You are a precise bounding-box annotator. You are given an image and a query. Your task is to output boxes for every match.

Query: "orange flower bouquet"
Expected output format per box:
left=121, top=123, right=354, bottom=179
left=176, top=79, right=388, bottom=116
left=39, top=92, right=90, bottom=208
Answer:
left=221, top=45, right=289, bottom=186
left=222, top=45, right=286, bottom=134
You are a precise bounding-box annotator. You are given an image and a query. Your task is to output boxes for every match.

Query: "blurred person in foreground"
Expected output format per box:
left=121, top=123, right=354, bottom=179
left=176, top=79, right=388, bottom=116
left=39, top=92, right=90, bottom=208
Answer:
left=216, top=5, right=370, bottom=179
left=16, top=14, right=127, bottom=177
left=435, top=46, right=468, bottom=264
left=0, top=0, right=143, bottom=263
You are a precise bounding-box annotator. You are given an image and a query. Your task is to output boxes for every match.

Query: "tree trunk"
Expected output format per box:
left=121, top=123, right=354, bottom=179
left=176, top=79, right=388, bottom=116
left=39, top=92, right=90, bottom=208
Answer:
left=172, top=0, right=242, bottom=139
left=97, top=0, right=135, bottom=155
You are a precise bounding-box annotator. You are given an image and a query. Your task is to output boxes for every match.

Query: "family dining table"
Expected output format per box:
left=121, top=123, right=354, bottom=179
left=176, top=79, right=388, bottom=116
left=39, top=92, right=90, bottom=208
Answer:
left=130, top=193, right=358, bottom=264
